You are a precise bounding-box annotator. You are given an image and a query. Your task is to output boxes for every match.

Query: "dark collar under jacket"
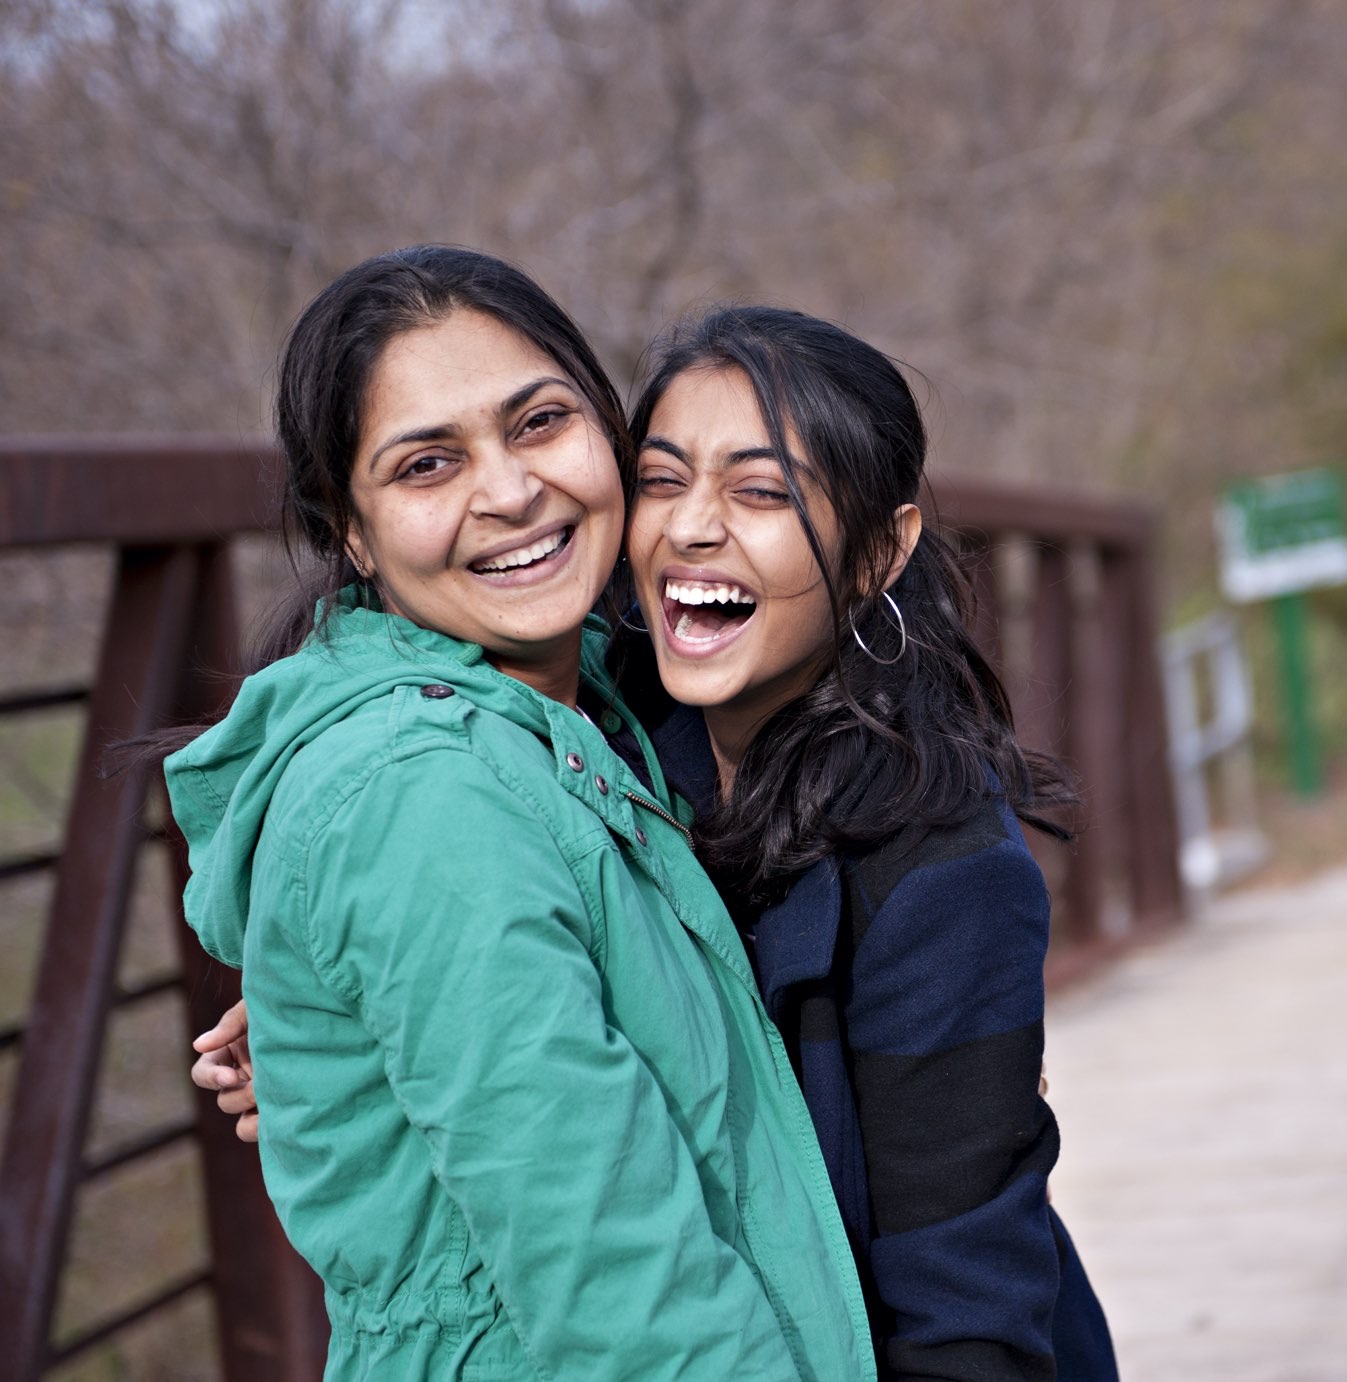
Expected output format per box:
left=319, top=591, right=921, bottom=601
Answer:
left=633, top=685, right=842, bottom=1016
left=606, top=623, right=719, bottom=813
left=752, top=861, right=843, bottom=1021
left=613, top=621, right=844, bottom=1013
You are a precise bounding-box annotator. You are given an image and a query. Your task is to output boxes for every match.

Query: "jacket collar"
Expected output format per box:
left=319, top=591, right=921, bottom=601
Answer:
left=633, top=655, right=843, bottom=1021
left=617, top=627, right=720, bottom=817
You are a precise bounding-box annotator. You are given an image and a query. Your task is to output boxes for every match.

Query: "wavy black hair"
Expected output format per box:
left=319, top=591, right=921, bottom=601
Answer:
left=626, top=305, right=1074, bottom=907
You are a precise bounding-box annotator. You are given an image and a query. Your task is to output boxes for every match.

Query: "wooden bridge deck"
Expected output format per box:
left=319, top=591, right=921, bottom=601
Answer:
left=1046, top=864, right=1347, bottom=1382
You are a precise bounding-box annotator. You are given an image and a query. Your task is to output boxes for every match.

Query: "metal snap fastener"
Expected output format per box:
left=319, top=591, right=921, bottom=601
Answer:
left=635, top=827, right=648, bottom=846
left=565, top=752, right=584, bottom=772
left=594, top=775, right=609, bottom=795
left=420, top=684, right=454, bottom=699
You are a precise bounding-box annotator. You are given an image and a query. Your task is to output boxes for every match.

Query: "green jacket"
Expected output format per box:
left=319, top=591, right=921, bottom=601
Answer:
left=166, top=594, right=872, bottom=1381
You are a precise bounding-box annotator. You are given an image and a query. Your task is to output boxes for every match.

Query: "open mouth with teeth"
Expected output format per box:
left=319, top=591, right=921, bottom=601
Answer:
left=662, top=579, right=758, bottom=645
left=470, top=526, right=574, bottom=575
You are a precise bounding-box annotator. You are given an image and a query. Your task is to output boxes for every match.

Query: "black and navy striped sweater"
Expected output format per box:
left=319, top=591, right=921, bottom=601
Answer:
left=620, top=657, right=1117, bottom=1381
left=752, top=795, right=1115, bottom=1381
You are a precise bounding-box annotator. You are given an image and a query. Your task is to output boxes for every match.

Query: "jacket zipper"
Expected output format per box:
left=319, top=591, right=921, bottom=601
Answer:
left=626, top=791, right=696, bottom=852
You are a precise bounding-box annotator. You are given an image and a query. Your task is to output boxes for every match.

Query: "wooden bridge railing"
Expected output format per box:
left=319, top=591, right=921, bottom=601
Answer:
left=0, top=439, right=325, bottom=1382
left=0, top=439, right=1183, bottom=1381
left=932, top=475, right=1183, bottom=981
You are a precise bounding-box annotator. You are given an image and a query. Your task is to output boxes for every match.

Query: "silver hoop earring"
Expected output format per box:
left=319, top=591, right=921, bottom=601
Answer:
left=615, top=604, right=649, bottom=634
left=849, top=589, right=907, bottom=665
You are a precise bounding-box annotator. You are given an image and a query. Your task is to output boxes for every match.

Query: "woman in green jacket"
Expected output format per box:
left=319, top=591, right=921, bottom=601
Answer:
left=165, top=245, right=872, bottom=1380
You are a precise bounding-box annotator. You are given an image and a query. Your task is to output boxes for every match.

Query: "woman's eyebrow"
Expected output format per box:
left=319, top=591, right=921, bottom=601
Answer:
left=367, top=376, right=576, bottom=470
left=638, top=437, right=781, bottom=468
left=500, top=375, right=575, bottom=416
left=724, top=446, right=779, bottom=466
left=639, top=435, right=687, bottom=461
left=368, top=424, right=457, bottom=469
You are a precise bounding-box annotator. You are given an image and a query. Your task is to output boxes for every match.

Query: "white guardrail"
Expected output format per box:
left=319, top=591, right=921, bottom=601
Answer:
left=1161, top=611, right=1268, bottom=891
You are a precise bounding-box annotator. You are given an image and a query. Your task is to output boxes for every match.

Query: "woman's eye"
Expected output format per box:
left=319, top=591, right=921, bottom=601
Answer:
left=737, top=485, right=790, bottom=504
left=636, top=473, right=684, bottom=493
left=519, top=408, right=568, bottom=436
left=398, top=453, right=454, bottom=481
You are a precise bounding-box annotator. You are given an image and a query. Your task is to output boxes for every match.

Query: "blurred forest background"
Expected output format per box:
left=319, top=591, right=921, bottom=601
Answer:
left=4, top=2, right=1347, bottom=1376
left=3, top=0, right=1346, bottom=552
left=7, top=0, right=1347, bottom=778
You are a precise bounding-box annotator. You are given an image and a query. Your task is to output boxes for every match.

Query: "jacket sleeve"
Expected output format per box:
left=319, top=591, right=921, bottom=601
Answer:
left=303, top=744, right=801, bottom=1382
left=844, top=830, right=1061, bottom=1382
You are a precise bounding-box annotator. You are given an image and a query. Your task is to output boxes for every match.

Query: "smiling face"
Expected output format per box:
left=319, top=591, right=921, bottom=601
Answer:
left=346, top=308, right=625, bottom=702
left=626, top=365, right=842, bottom=765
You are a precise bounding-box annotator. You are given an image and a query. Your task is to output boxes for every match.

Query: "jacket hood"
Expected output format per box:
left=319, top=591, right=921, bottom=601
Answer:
left=165, top=589, right=607, bottom=967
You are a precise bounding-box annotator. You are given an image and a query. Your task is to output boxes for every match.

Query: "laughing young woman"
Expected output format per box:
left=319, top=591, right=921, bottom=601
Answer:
left=166, top=248, right=873, bottom=1381
left=616, top=306, right=1118, bottom=1382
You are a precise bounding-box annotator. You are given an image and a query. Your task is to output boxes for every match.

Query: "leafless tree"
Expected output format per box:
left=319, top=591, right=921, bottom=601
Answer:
left=4, top=0, right=1346, bottom=596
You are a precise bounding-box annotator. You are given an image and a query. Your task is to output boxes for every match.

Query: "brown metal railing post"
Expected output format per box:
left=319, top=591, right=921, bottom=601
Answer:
left=0, top=545, right=202, bottom=1381
left=1017, top=542, right=1072, bottom=763
left=1118, top=540, right=1184, bottom=926
left=1062, top=543, right=1110, bottom=959
left=165, top=541, right=328, bottom=1382
left=1092, top=546, right=1138, bottom=905
left=963, top=535, right=1003, bottom=674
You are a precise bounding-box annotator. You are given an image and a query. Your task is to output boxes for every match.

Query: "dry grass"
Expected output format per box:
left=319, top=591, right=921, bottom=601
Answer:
left=1241, top=759, right=1347, bottom=888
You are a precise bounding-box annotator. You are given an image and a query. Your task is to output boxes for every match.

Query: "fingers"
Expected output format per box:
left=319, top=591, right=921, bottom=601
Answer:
left=231, top=1034, right=254, bottom=1082
left=193, top=998, right=249, bottom=1053
left=216, top=1084, right=258, bottom=1118
left=190, top=997, right=260, bottom=1144
left=192, top=1044, right=245, bottom=1092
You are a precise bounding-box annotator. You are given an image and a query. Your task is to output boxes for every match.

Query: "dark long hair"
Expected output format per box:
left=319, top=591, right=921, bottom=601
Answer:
left=256, top=242, right=633, bottom=664
left=626, top=305, right=1074, bottom=906
left=118, top=246, right=631, bottom=769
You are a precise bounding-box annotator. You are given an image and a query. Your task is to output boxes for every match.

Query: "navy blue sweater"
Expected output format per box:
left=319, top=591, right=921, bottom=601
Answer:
left=752, top=795, right=1115, bottom=1380
left=616, top=646, right=1117, bottom=1382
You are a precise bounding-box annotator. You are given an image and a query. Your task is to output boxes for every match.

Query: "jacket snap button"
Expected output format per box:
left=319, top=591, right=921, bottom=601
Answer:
left=635, top=827, right=648, bottom=846
left=565, top=752, right=584, bottom=772
left=420, top=684, right=454, bottom=699
left=594, top=774, right=609, bottom=795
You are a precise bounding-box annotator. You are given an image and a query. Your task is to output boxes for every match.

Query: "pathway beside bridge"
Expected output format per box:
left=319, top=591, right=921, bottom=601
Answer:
left=1046, top=863, right=1347, bottom=1382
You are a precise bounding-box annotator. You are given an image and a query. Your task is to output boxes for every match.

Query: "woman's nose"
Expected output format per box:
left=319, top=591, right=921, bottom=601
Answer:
left=471, top=450, right=545, bottom=520
left=664, top=487, right=726, bottom=551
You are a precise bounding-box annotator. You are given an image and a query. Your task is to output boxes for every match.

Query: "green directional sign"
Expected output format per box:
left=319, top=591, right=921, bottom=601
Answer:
left=1219, top=468, right=1347, bottom=604
left=1217, top=467, right=1347, bottom=797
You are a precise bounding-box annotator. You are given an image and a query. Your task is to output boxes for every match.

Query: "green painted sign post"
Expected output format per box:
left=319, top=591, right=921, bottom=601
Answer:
left=1218, top=467, right=1347, bottom=797
left=1270, top=591, right=1318, bottom=795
